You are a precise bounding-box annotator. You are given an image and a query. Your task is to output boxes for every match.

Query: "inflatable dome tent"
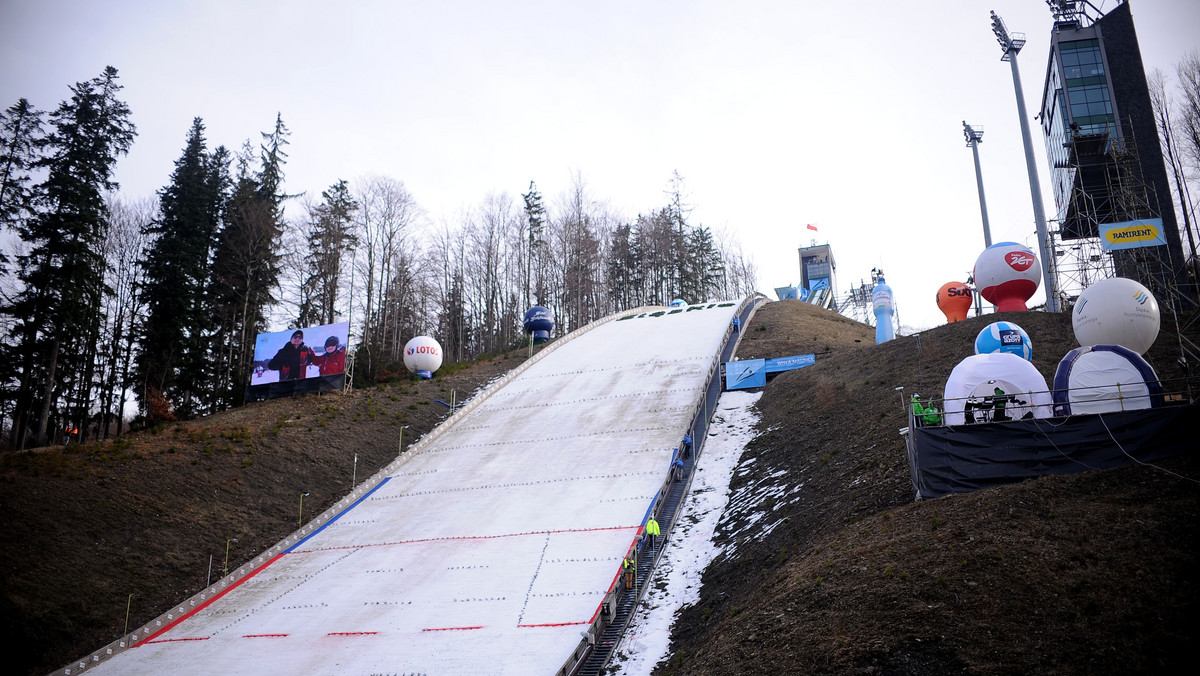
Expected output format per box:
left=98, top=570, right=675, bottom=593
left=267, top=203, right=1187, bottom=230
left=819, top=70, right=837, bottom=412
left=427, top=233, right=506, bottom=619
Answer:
left=1052, top=344, right=1164, bottom=416
left=942, top=352, right=1053, bottom=425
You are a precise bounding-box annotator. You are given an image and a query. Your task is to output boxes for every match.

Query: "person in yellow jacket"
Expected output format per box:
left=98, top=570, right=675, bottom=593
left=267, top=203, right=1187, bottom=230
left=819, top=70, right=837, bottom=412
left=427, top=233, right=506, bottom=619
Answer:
left=645, top=517, right=661, bottom=550
left=623, top=554, right=636, bottom=588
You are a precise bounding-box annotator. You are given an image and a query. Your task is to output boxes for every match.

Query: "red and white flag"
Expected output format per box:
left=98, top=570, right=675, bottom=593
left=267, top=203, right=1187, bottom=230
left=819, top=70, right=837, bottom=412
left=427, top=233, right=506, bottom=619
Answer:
left=806, top=223, right=819, bottom=232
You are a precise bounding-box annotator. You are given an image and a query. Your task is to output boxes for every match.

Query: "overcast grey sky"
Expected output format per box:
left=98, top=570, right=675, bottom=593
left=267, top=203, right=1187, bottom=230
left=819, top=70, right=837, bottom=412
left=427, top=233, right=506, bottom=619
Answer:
left=2, top=0, right=1197, bottom=330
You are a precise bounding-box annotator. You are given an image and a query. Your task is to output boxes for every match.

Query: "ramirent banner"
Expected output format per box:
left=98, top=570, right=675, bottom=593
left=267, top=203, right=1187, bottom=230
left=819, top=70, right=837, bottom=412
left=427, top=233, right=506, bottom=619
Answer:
left=1099, top=218, right=1166, bottom=251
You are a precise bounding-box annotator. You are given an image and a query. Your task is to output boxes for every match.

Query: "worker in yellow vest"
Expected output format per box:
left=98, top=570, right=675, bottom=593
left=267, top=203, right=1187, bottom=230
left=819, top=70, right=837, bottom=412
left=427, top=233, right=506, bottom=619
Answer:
left=645, top=517, right=661, bottom=550
left=623, top=554, right=636, bottom=589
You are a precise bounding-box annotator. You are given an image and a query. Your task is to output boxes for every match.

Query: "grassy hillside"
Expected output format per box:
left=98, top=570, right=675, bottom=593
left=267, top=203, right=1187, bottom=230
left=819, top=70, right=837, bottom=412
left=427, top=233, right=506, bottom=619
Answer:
left=661, top=301, right=1199, bottom=675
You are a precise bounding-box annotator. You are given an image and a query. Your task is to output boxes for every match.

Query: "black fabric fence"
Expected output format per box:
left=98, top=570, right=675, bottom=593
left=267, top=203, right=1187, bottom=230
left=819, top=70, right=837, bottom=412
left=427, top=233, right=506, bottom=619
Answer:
left=905, top=402, right=1197, bottom=499
left=245, top=374, right=345, bottom=402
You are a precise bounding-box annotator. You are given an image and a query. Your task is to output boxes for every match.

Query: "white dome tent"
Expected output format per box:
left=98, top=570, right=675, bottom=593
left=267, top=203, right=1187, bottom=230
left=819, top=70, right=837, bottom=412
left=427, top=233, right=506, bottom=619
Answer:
left=1052, top=344, right=1164, bottom=416
left=942, top=352, right=1053, bottom=425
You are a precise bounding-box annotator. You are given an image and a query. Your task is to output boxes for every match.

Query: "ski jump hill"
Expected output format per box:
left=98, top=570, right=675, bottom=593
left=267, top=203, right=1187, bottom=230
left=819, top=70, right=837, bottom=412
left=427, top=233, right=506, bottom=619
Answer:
left=73, top=298, right=756, bottom=676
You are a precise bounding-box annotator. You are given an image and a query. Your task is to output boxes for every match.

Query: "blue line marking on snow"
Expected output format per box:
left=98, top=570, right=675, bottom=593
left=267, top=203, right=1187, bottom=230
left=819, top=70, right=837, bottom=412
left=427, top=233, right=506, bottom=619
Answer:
left=286, top=478, right=392, bottom=552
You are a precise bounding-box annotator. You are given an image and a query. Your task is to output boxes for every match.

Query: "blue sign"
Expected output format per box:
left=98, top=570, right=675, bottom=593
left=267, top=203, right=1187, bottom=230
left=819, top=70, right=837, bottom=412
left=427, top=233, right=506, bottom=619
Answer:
left=725, top=355, right=816, bottom=390
left=764, top=354, right=816, bottom=372
left=725, top=359, right=766, bottom=389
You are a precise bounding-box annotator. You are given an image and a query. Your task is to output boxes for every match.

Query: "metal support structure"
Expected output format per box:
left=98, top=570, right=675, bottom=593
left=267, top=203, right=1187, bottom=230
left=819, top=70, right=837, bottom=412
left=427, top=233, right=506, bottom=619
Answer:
left=992, top=11, right=1060, bottom=312
left=963, top=121, right=993, bottom=247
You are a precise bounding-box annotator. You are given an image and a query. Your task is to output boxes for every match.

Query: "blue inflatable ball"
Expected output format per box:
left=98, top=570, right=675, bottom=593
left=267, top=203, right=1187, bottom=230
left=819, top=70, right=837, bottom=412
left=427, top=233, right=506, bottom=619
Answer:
left=669, top=298, right=687, bottom=308
left=974, top=321, right=1033, bottom=361
left=522, top=306, right=555, bottom=344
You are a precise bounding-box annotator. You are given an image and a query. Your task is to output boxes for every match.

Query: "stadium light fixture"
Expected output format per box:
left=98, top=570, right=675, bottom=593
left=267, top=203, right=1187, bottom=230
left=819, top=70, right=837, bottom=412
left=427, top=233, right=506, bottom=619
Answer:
left=989, top=10, right=1059, bottom=312
left=963, top=121, right=993, bottom=247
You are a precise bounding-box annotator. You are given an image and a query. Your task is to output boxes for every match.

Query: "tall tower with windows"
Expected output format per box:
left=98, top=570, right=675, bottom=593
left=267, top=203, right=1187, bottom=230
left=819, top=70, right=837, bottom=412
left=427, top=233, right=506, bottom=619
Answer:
left=1038, top=0, right=1189, bottom=302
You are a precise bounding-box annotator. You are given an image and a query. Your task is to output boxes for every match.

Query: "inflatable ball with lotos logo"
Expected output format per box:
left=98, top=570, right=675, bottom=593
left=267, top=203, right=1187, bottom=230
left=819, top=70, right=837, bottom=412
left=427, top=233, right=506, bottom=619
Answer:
left=403, top=336, right=444, bottom=379
left=973, top=242, right=1041, bottom=312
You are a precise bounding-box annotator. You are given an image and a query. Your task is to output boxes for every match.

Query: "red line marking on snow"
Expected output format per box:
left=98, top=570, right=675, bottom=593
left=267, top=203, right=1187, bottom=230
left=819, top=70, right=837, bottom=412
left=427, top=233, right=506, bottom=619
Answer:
left=328, top=631, right=378, bottom=636
left=143, top=637, right=210, bottom=644
left=423, top=625, right=484, bottom=632
left=290, top=525, right=638, bottom=554
left=134, top=552, right=286, bottom=647
left=243, top=634, right=289, bottom=638
left=518, top=621, right=590, bottom=628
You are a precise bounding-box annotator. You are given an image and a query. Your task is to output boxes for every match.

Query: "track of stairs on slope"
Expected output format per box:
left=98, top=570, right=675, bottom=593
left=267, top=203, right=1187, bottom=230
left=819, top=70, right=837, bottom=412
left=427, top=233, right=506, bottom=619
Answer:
left=572, top=298, right=761, bottom=676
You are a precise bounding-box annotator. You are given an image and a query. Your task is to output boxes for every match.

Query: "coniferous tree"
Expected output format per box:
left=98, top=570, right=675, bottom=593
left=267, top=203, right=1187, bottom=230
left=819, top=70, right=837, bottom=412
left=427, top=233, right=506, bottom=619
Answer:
left=208, top=116, right=289, bottom=409
left=6, top=66, right=135, bottom=447
left=522, top=181, right=546, bottom=307
left=665, top=170, right=692, bottom=299
left=137, top=118, right=226, bottom=420
left=685, top=225, right=725, bottom=302
left=606, top=222, right=638, bottom=309
left=0, top=98, right=45, bottom=239
left=0, top=98, right=45, bottom=434
left=298, top=179, right=358, bottom=327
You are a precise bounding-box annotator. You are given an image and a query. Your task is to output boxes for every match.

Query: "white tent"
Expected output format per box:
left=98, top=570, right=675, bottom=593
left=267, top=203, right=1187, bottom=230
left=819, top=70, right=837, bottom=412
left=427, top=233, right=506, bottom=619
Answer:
left=943, top=352, right=1053, bottom=425
left=1052, top=344, right=1163, bottom=416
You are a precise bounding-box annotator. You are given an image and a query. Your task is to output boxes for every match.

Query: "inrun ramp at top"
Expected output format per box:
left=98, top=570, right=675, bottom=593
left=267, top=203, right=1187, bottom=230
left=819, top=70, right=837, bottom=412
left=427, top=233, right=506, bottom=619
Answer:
left=83, top=301, right=742, bottom=675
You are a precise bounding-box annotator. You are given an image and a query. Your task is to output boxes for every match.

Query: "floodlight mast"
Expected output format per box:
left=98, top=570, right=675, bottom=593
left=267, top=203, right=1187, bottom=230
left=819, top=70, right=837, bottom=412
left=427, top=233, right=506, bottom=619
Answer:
left=963, top=122, right=992, bottom=248
left=990, top=10, right=1060, bottom=312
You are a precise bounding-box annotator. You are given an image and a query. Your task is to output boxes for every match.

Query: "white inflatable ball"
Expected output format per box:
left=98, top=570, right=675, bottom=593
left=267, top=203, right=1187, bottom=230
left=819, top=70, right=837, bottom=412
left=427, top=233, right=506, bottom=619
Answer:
left=403, top=336, right=444, bottom=378
left=974, top=321, right=1033, bottom=361
left=973, top=242, right=1041, bottom=312
left=1072, top=277, right=1160, bottom=354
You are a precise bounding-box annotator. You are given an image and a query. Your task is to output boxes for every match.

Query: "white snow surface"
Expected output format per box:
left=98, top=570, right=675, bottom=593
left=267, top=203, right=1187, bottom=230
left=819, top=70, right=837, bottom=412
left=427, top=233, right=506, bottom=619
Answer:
left=607, top=390, right=762, bottom=675
left=85, top=302, right=744, bottom=676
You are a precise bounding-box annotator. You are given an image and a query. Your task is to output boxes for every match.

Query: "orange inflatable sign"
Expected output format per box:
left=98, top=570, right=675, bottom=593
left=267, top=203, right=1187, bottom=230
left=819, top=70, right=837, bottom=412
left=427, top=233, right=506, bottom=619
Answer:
left=936, top=282, right=972, bottom=323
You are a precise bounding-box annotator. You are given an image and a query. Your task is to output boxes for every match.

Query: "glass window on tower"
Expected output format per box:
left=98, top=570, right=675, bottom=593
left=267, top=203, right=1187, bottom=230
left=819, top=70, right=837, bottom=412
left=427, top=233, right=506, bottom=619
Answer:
left=1059, top=39, right=1114, bottom=135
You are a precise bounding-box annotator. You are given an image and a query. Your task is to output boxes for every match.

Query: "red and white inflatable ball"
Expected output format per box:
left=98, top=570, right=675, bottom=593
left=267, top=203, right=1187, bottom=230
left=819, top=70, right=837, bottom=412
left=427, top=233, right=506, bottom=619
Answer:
left=1072, top=277, right=1160, bottom=354
left=403, top=336, right=443, bottom=379
left=973, top=242, right=1041, bottom=312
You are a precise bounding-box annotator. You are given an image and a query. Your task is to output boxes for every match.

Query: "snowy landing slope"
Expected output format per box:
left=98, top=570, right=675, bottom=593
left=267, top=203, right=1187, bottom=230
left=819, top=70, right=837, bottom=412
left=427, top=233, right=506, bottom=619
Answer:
left=84, top=301, right=741, bottom=676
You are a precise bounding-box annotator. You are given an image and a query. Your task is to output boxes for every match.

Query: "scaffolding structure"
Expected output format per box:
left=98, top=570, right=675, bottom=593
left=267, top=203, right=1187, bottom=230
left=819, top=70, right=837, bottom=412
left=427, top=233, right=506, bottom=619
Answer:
left=835, top=269, right=888, bottom=328
left=1051, top=117, right=1184, bottom=308
left=1051, top=116, right=1200, bottom=371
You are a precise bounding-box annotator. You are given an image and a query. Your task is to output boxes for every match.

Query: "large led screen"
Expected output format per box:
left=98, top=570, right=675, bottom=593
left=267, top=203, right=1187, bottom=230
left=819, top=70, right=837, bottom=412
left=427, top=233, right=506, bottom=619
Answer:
left=250, top=321, right=349, bottom=385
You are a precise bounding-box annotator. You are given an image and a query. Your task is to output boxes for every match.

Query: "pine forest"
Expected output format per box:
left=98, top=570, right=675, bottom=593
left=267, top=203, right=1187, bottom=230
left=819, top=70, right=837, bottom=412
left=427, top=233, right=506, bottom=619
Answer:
left=0, top=67, right=759, bottom=448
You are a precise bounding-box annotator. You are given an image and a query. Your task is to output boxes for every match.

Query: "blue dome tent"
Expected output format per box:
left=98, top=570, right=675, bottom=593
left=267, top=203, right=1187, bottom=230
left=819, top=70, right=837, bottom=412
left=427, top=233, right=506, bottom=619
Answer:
left=1052, top=344, right=1163, bottom=416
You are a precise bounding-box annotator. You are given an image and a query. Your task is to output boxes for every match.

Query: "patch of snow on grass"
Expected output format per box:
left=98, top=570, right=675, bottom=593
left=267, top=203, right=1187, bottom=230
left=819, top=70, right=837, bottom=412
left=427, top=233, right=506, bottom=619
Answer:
left=607, top=390, right=762, bottom=675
